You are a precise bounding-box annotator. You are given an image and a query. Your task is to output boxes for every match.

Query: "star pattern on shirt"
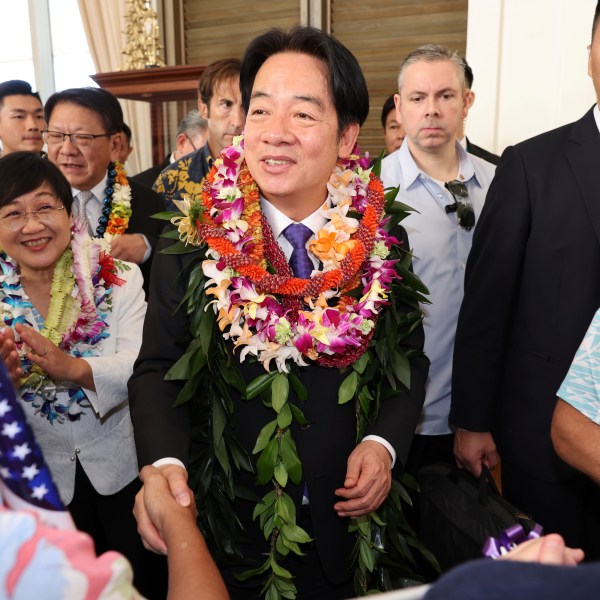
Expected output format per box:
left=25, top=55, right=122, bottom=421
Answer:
left=2, top=421, right=21, bottom=440
left=0, top=399, right=10, bottom=417
left=12, top=443, right=32, bottom=461
left=22, top=464, right=40, bottom=481
left=0, top=363, right=65, bottom=512
left=31, top=484, right=49, bottom=500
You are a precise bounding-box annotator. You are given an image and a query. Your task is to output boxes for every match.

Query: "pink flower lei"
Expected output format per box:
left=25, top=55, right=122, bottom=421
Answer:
left=177, top=135, right=401, bottom=373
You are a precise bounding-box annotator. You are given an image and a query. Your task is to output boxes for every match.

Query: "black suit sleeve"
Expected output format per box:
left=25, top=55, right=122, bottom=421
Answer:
left=128, top=236, right=199, bottom=466
left=127, top=180, right=166, bottom=294
left=450, top=146, right=532, bottom=431
left=365, top=224, right=429, bottom=468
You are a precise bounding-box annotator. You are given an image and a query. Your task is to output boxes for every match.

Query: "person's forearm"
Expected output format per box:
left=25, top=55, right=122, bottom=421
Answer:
left=163, top=514, right=229, bottom=600
left=552, top=399, right=600, bottom=484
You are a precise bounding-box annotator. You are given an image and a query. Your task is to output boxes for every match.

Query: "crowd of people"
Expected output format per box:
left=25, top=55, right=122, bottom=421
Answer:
left=2, top=4, right=600, bottom=599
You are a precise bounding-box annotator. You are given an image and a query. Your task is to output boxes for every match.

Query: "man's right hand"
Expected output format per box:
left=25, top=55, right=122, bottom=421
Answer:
left=133, top=463, right=193, bottom=554
left=454, top=429, right=499, bottom=477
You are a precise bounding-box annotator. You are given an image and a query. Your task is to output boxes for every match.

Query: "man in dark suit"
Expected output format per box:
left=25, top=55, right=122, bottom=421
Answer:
left=129, top=26, right=428, bottom=599
left=132, top=109, right=207, bottom=189
left=451, top=0, right=600, bottom=556
left=43, top=87, right=164, bottom=293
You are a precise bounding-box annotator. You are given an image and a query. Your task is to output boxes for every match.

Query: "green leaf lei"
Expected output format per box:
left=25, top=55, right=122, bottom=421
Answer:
left=163, top=162, right=437, bottom=598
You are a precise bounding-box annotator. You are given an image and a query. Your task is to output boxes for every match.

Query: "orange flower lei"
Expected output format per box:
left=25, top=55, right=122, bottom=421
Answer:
left=173, top=135, right=399, bottom=371
left=95, top=162, right=132, bottom=239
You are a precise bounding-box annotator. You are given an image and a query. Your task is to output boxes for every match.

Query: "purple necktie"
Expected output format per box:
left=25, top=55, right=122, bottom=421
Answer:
left=282, top=223, right=313, bottom=279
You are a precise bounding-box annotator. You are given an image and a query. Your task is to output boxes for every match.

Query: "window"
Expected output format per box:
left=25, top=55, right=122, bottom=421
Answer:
left=0, top=0, right=95, bottom=96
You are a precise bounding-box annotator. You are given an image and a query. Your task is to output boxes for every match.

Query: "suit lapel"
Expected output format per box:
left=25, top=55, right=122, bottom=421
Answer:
left=566, top=107, right=600, bottom=247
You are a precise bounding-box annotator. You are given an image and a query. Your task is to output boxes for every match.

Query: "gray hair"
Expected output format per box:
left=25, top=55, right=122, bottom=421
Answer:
left=177, top=109, right=208, bottom=137
left=397, top=44, right=466, bottom=91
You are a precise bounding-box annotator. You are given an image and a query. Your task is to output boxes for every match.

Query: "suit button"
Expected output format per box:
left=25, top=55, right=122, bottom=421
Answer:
left=70, top=456, right=75, bottom=461
left=300, top=423, right=310, bottom=431
left=75, top=448, right=81, bottom=454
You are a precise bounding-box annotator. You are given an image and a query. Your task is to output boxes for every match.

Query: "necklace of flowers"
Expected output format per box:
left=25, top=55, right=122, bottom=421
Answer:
left=0, top=222, right=124, bottom=423
left=94, top=161, right=132, bottom=239
left=172, top=135, right=399, bottom=374
left=170, top=135, right=410, bottom=598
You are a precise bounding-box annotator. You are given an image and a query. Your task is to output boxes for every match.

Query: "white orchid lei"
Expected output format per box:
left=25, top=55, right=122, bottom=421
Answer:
left=0, top=222, right=126, bottom=423
left=172, top=135, right=401, bottom=373
left=165, top=135, right=432, bottom=598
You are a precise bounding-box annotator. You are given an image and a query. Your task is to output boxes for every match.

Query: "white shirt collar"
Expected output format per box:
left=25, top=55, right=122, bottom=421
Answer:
left=260, top=196, right=327, bottom=239
left=71, top=175, right=107, bottom=202
left=594, top=104, right=600, bottom=134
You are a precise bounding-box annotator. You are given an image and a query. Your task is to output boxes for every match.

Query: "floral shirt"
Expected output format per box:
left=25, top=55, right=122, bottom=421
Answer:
left=153, top=143, right=213, bottom=211
left=0, top=507, right=142, bottom=599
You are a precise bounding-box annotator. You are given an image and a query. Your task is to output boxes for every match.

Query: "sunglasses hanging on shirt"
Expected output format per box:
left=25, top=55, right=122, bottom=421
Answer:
left=444, top=180, right=475, bottom=231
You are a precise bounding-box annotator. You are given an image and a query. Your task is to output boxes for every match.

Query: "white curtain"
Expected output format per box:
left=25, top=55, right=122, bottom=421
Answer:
left=76, top=0, right=151, bottom=174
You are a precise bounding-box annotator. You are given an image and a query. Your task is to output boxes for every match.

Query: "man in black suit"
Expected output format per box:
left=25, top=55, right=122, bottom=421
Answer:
left=44, top=87, right=164, bottom=293
left=129, top=26, right=428, bottom=598
left=451, top=1, right=600, bottom=556
left=132, top=109, right=207, bottom=189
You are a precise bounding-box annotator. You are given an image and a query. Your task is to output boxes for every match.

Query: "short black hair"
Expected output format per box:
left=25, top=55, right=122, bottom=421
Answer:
left=240, top=26, right=369, bottom=134
left=45, top=87, right=123, bottom=134
left=381, top=94, right=396, bottom=128
left=594, top=1, right=600, bottom=40
left=462, top=57, right=474, bottom=89
left=0, top=80, right=41, bottom=109
left=0, top=152, right=73, bottom=215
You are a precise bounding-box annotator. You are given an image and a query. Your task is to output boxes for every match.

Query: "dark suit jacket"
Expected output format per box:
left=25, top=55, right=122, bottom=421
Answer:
left=126, top=179, right=166, bottom=295
left=466, top=137, right=500, bottom=165
left=451, top=107, right=600, bottom=481
left=425, top=558, right=600, bottom=600
left=128, top=227, right=428, bottom=583
left=131, top=156, right=171, bottom=190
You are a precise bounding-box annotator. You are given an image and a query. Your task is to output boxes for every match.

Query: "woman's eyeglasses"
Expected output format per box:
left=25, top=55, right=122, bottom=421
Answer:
left=0, top=204, right=66, bottom=230
left=444, top=180, right=475, bottom=231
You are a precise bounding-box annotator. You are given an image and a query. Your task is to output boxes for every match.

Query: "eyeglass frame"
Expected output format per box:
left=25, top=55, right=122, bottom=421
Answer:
left=0, top=204, right=67, bottom=231
left=42, top=130, right=115, bottom=148
left=444, top=180, right=475, bottom=231
left=185, top=133, right=198, bottom=151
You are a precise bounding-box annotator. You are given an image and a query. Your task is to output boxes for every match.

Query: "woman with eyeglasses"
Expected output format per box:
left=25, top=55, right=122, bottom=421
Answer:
left=0, top=151, right=166, bottom=598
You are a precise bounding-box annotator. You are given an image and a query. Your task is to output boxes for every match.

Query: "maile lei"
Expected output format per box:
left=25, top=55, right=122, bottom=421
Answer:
left=94, top=161, right=132, bottom=239
left=163, top=136, right=434, bottom=597
left=0, top=222, right=127, bottom=424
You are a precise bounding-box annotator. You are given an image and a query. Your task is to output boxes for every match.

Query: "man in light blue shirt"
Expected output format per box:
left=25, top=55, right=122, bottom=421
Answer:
left=381, top=44, right=495, bottom=475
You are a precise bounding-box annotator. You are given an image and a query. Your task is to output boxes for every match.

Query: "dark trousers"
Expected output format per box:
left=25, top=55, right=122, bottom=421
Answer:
left=502, top=460, right=600, bottom=561
left=222, top=505, right=355, bottom=600
left=68, top=460, right=167, bottom=600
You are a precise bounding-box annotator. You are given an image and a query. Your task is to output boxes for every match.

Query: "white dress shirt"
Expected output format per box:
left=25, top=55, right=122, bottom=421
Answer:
left=71, top=175, right=151, bottom=263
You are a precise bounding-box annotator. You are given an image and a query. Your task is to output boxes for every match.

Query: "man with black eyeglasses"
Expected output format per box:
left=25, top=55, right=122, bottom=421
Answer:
left=44, top=87, right=164, bottom=296
left=381, top=44, right=495, bottom=480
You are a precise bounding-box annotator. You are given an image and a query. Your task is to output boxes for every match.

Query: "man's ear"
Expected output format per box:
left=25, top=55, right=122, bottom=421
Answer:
left=109, top=132, right=122, bottom=162
left=337, top=122, right=360, bottom=158
left=198, top=98, right=209, bottom=119
left=465, top=90, right=475, bottom=112
left=175, top=132, right=188, bottom=155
